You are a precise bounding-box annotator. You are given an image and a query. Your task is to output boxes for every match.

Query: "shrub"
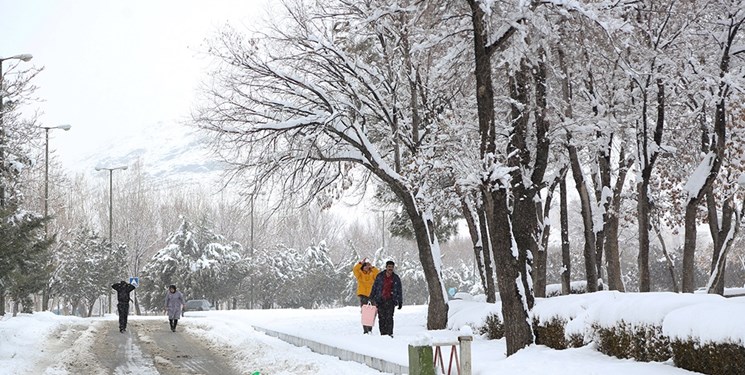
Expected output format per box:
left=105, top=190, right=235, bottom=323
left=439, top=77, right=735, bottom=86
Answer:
left=671, top=339, right=745, bottom=375
left=478, top=313, right=504, bottom=340
left=566, top=332, right=585, bottom=348
left=594, top=321, right=670, bottom=362
left=533, top=317, right=568, bottom=349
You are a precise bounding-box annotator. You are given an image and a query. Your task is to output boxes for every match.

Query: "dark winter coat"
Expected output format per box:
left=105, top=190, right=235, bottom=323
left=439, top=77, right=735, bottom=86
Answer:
left=112, top=281, right=135, bottom=304
left=370, top=271, right=403, bottom=308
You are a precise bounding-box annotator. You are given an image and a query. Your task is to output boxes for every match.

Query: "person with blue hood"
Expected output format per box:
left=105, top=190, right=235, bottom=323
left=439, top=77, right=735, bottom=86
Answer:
left=111, top=280, right=136, bottom=333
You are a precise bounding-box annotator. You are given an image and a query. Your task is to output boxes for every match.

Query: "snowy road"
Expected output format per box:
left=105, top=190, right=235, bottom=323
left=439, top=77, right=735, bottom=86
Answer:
left=31, top=319, right=241, bottom=374
left=19, top=314, right=386, bottom=375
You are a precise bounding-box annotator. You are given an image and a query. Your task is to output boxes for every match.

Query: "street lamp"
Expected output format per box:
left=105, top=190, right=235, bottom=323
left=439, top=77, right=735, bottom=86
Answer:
left=247, top=192, right=261, bottom=309
left=0, top=53, right=33, bottom=208
left=42, top=124, right=71, bottom=236
left=370, top=208, right=388, bottom=251
left=96, top=164, right=127, bottom=313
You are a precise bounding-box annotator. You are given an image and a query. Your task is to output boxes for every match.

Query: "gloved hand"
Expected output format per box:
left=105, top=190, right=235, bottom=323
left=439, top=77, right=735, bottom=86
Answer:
left=398, top=303, right=402, bottom=310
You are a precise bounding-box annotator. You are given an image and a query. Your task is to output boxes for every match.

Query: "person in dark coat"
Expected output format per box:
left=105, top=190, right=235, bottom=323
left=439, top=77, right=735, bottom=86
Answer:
left=111, top=280, right=136, bottom=333
left=164, top=284, right=185, bottom=332
left=369, top=260, right=403, bottom=337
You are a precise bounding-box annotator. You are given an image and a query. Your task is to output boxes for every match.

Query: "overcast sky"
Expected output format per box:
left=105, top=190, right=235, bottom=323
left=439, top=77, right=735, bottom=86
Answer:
left=1, top=0, right=269, bottom=172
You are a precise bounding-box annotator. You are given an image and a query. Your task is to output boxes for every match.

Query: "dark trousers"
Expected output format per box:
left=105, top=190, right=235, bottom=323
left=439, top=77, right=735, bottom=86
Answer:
left=377, top=299, right=395, bottom=336
left=117, top=303, right=129, bottom=331
left=359, top=295, right=372, bottom=333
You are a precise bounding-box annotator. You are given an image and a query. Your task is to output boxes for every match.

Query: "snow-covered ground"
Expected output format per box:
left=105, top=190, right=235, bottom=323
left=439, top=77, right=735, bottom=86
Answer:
left=3, top=292, right=733, bottom=374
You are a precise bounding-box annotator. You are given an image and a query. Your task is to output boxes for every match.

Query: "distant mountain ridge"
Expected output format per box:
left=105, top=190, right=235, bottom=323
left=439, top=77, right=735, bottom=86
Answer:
left=62, top=120, right=226, bottom=188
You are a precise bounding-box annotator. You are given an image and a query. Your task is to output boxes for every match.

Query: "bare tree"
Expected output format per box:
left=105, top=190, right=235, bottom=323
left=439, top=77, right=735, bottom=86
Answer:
left=682, top=5, right=745, bottom=292
left=195, top=0, right=465, bottom=329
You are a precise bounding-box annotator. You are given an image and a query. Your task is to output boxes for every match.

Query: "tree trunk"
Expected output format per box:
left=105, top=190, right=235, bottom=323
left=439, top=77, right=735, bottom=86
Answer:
left=708, top=193, right=731, bottom=295
left=682, top=14, right=735, bottom=291
left=567, top=134, right=598, bottom=292
left=653, top=224, right=679, bottom=293
left=507, top=57, right=548, bottom=309
left=682, top=201, right=699, bottom=293
left=534, top=199, right=548, bottom=298
left=637, top=78, right=666, bottom=292
left=478, top=209, right=496, bottom=302
left=594, top=134, right=612, bottom=288
left=399, top=190, right=448, bottom=330
left=534, top=176, right=560, bottom=297
left=467, top=0, right=496, bottom=157
left=530, top=50, right=551, bottom=299
left=638, top=180, right=652, bottom=292
left=584, top=58, right=609, bottom=288
left=459, top=194, right=496, bottom=302
left=560, top=169, right=571, bottom=295
left=42, top=287, right=50, bottom=311
left=707, top=194, right=743, bottom=294
left=707, top=201, right=739, bottom=294
left=467, top=0, right=534, bottom=354
left=484, top=188, right=534, bottom=355
left=605, top=151, right=632, bottom=291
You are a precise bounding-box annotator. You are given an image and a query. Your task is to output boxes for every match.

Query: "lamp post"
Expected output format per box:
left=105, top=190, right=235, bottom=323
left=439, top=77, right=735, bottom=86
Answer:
left=42, top=124, right=71, bottom=237
left=0, top=53, right=33, bottom=208
left=370, top=208, right=388, bottom=251
left=96, top=165, right=128, bottom=313
left=248, top=192, right=260, bottom=309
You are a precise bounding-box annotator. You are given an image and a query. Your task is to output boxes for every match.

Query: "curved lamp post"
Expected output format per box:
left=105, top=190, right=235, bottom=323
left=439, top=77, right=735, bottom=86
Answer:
left=42, top=124, right=71, bottom=236
left=95, top=164, right=127, bottom=313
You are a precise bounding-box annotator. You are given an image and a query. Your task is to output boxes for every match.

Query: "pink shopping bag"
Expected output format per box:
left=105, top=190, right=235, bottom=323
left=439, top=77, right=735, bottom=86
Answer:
left=361, top=303, right=377, bottom=326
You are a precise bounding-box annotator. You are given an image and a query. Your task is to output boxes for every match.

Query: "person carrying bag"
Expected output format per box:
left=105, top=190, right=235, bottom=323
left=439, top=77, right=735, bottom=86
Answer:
left=353, top=258, right=379, bottom=334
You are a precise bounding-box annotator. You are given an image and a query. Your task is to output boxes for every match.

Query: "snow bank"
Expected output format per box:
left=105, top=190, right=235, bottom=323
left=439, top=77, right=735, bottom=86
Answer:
left=587, top=292, right=725, bottom=329
left=663, top=300, right=745, bottom=345
left=447, top=300, right=502, bottom=332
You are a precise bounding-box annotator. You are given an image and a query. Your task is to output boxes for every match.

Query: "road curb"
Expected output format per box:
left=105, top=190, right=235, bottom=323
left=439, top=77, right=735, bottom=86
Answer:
left=253, top=326, right=409, bottom=374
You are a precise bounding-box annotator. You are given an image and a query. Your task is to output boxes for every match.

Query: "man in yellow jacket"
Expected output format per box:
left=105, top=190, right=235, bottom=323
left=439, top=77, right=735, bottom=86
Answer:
left=353, top=258, right=379, bottom=334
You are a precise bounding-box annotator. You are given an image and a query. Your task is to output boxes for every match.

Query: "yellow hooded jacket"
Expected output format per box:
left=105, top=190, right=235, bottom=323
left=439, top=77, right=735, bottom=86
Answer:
left=353, top=262, right=380, bottom=297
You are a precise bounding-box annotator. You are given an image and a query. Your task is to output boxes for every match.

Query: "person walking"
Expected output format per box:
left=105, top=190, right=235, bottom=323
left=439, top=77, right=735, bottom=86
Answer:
left=111, top=280, right=136, bottom=333
left=353, top=258, right=379, bottom=334
left=370, top=260, right=403, bottom=337
left=164, top=284, right=185, bottom=332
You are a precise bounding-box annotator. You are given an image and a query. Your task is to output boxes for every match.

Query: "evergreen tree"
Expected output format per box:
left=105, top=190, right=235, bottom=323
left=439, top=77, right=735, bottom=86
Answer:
left=52, top=227, right=125, bottom=316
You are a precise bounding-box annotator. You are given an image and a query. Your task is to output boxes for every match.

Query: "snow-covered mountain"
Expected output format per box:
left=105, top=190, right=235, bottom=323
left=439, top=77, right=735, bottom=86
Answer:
left=58, top=120, right=226, bottom=188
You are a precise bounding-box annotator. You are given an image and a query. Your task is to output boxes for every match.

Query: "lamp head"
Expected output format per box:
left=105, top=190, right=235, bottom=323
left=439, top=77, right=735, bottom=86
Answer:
left=2, top=54, right=33, bottom=62
left=95, top=165, right=128, bottom=171
left=59, top=124, right=71, bottom=131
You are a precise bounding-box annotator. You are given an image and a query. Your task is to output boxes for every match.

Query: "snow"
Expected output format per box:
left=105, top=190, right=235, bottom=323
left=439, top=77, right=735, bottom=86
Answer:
left=683, top=151, right=717, bottom=201
left=1, top=293, right=727, bottom=374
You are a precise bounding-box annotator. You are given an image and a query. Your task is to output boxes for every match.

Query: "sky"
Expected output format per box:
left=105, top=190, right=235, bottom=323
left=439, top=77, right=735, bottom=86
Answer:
left=2, top=292, right=731, bottom=374
left=0, top=0, right=270, bottom=173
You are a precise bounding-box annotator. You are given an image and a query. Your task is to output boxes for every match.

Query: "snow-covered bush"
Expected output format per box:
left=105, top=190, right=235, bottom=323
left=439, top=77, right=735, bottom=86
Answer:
left=532, top=291, right=620, bottom=348
left=594, top=321, right=670, bottom=362
left=587, top=292, right=724, bottom=362
left=447, top=300, right=502, bottom=339
left=533, top=317, right=571, bottom=350
left=664, top=301, right=745, bottom=374
left=478, top=313, right=504, bottom=340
